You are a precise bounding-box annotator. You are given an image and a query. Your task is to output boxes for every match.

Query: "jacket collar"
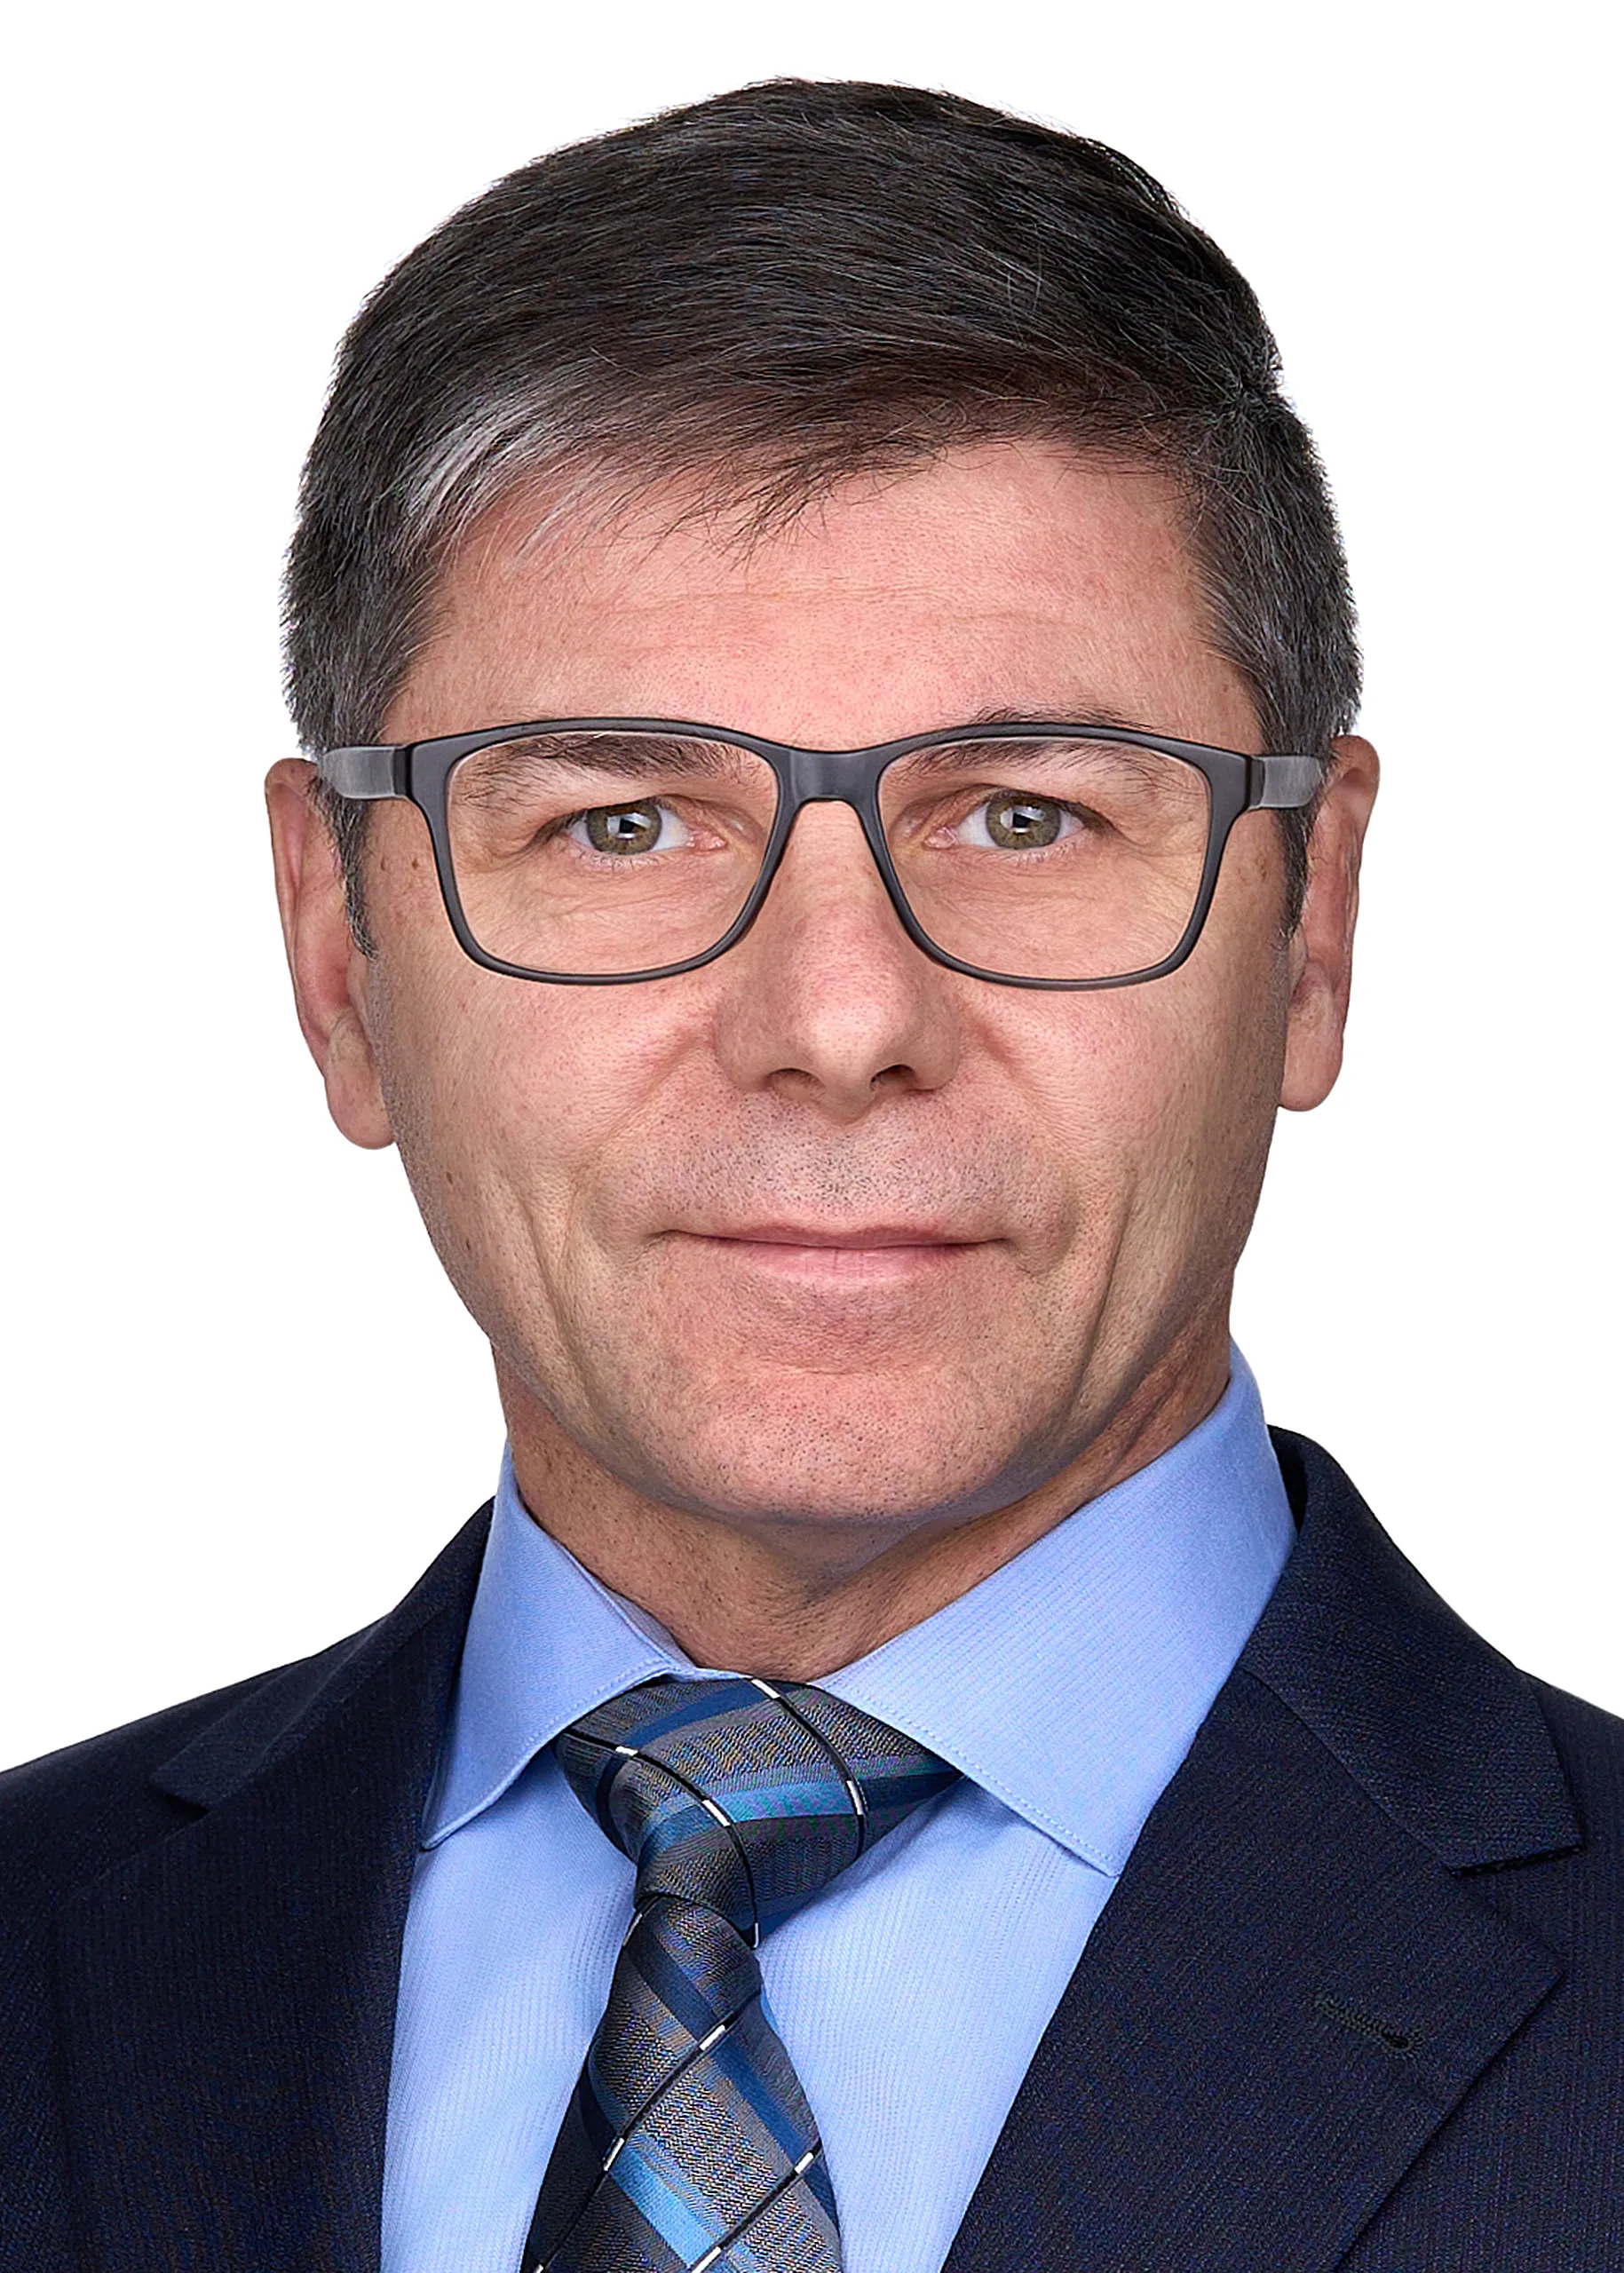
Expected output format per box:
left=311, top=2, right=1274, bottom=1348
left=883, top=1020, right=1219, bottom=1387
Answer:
left=149, top=1506, right=493, bottom=1812
left=1242, top=1430, right=1575, bottom=1866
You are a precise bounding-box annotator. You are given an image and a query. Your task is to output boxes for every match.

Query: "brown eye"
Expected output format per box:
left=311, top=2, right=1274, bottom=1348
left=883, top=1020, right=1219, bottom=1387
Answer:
left=978, top=794, right=1067, bottom=850
left=576, top=803, right=681, bottom=855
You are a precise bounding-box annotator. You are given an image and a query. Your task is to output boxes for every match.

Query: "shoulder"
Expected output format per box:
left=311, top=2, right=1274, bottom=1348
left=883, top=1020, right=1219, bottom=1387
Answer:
left=0, top=1505, right=492, bottom=1930
left=1258, top=1429, right=1624, bottom=1881
left=0, top=1638, right=359, bottom=1921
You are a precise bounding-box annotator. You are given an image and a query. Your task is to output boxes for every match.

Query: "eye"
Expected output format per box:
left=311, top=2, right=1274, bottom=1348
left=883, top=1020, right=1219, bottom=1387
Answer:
left=566, top=801, right=693, bottom=856
left=955, top=793, right=1082, bottom=851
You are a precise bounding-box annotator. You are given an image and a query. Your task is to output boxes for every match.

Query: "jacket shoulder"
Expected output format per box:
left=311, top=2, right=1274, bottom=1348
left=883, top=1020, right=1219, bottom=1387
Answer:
left=0, top=1508, right=493, bottom=1928
left=0, top=1636, right=362, bottom=1916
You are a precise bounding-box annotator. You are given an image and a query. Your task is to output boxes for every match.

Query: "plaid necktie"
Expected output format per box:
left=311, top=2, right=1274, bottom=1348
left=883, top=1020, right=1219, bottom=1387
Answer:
left=523, top=1675, right=960, bottom=2272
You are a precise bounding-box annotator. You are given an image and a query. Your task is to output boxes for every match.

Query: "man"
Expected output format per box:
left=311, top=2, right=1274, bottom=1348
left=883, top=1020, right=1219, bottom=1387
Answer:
left=1, top=76, right=1618, bottom=2273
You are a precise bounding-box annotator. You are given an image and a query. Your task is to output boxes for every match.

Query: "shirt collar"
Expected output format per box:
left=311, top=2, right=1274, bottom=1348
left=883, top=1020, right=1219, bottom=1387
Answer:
left=423, top=1349, right=1295, bottom=1879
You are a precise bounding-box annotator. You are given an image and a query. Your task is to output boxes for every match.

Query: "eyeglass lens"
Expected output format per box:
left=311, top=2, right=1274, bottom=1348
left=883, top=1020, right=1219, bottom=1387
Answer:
left=442, top=729, right=1213, bottom=981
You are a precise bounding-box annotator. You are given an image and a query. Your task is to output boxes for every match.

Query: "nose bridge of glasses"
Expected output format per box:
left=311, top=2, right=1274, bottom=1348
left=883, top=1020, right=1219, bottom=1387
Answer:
left=772, top=741, right=897, bottom=878
left=779, top=741, right=893, bottom=810
left=760, top=746, right=904, bottom=929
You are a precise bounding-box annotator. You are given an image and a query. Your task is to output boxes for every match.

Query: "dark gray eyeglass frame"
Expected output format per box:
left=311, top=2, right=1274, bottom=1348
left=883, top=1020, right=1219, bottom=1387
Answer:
left=316, top=718, right=1324, bottom=989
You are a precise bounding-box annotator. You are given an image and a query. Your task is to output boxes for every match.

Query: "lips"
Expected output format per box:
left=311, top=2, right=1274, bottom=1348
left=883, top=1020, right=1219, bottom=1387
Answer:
left=664, top=1224, right=990, bottom=1286
left=693, top=1223, right=978, bottom=1249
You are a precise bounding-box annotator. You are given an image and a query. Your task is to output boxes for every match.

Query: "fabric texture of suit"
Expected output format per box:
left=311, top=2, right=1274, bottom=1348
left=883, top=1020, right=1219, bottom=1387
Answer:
left=3, top=1432, right=1620, bottom=2271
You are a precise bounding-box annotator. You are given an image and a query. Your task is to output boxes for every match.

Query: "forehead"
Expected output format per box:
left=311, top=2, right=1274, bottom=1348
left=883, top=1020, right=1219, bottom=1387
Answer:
left=387, top=440, right=1256, bottom=749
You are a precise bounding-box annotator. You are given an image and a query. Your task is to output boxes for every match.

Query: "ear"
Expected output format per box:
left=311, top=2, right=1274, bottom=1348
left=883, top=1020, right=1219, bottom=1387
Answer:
left=265, top=760, right=395, bottom=1149
left=1279, top=734, right=1380, bottom=1113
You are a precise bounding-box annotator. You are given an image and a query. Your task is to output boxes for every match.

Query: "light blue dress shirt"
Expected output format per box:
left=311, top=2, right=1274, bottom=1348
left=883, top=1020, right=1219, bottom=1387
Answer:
left=383, top=1352, right=1295, bottom=2273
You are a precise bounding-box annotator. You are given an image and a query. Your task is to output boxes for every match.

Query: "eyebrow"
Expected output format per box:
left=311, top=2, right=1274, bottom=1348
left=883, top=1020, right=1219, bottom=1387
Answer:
left=891, top=729, right=1177, bottom=795
left=453, top=731, right=760, bottom=803
left=954, top=701, right=1157, bottom=734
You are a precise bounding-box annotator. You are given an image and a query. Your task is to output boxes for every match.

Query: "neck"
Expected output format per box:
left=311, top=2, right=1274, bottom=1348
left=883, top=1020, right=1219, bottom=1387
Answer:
left=499, top=1324, right=1231, bottom=1681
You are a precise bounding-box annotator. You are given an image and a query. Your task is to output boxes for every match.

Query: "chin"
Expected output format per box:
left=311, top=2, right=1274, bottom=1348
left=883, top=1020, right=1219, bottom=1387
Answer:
left=611, top=1363, right=1044, bottom=1532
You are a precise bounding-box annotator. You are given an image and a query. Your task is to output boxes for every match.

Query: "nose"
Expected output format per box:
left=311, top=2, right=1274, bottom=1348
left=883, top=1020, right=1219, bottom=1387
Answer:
left=710, top=802, right=963, bottom=1118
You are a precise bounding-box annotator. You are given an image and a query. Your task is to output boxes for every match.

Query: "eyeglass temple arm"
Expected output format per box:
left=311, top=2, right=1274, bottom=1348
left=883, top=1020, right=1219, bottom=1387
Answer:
left=314, top=746, right=406, bottom=799
left=1251, top=753, right=1325, bottom=811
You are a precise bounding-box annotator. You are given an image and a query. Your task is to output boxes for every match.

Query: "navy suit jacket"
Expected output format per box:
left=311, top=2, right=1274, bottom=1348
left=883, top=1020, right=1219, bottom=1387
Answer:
left=3, top=1433, right=1621, bottom=2270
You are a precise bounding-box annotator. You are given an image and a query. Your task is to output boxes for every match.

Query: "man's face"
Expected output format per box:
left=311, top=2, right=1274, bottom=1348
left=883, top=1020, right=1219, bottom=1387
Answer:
left=274, top=440, right=1368, bottom=1553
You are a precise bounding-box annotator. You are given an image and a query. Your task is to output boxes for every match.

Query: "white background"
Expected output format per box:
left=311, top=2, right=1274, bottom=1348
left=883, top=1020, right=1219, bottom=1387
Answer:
left=3, top=0, right=1619, bottom=1766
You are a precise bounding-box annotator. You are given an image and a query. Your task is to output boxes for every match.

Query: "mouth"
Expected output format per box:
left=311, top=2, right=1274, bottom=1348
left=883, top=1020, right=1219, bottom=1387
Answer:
left=672, top=1224, right=992, bottom=1282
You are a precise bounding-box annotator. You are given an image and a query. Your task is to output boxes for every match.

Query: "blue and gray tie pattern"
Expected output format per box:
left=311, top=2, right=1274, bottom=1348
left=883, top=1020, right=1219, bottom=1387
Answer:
left=523, top=1675, right=960, bottom=2272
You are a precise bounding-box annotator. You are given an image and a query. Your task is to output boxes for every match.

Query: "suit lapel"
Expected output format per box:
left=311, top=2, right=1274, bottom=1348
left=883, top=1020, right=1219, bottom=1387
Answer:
left=51, top=1511, right=490, bottom=2273
left=945, top=1434, right=1579, bottom=2273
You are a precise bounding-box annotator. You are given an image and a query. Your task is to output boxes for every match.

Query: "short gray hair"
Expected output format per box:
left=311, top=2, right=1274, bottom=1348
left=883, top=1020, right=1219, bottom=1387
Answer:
left=284, top=79, right=1360, bottom=944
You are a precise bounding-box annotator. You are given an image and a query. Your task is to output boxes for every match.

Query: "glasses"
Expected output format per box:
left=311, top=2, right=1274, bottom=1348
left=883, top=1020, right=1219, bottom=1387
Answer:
left=315, top=719, right=1323, bottom=989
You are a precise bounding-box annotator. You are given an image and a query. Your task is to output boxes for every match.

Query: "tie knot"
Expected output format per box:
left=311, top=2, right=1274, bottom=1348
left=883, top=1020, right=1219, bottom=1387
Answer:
left=555, top=1675, right=959, bottom=1943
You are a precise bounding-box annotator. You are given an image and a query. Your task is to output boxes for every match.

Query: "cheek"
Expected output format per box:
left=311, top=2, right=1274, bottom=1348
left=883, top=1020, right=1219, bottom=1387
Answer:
left=364, top=810, right=594, bottom=1173
left=983, top=986, right=1203, bottom=1184
left=368, top=919, right=707, bottom=1289
left=989, top=915, right=1287, bottom=1275
left=1143, top=863, right=1295, bottom=1231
